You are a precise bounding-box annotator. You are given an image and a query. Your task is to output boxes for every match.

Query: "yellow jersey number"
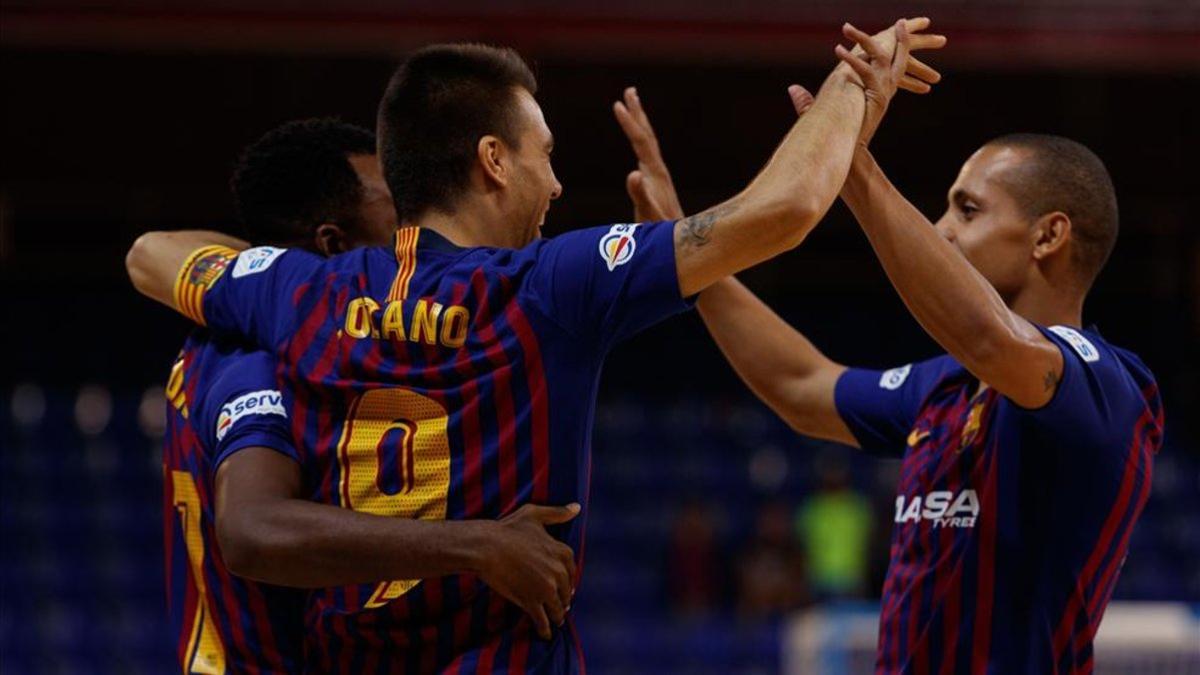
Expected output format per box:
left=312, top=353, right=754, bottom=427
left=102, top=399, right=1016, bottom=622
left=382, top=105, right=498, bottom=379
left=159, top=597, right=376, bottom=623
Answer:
left=337, top=388, right=451, bottom=608
left=171, top=470, right=227, bottom=674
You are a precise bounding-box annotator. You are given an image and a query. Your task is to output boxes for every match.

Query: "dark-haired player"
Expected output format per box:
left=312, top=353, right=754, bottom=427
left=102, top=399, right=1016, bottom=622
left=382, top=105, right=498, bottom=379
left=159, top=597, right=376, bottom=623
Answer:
left=130, top=23, right=944, bottom=672
left=158, top=118, right=579, bottom=673
left=620, top=61, right=1163, bottom=673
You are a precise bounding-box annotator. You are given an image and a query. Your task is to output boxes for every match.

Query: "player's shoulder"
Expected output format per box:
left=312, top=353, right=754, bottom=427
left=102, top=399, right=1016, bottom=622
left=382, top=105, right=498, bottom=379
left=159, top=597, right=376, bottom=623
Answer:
left=1043, top=324, right=1154, bottom=381
left=1041, top=324, right=1161, bottom=411
left=192, top=342, right=282, bottom=425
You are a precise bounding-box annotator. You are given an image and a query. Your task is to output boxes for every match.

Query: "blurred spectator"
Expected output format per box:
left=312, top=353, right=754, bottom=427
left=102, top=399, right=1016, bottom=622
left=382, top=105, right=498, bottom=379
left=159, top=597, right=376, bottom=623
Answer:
left=665, top=499, right=726, bottom=617
left=796, top=453, right=873, bottom=599
left=734, top=499, right=809, bottom=618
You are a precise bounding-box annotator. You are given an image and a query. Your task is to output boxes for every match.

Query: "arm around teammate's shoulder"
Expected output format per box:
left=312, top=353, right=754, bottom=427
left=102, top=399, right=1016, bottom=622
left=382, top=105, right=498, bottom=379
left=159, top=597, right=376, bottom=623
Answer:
left=126, top=230, right=248, bottom=310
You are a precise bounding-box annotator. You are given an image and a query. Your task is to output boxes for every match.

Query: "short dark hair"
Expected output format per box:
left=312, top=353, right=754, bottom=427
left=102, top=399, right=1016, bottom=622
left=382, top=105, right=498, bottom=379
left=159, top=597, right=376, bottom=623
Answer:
left=986, top=133, right=1119, bottom=288
left=230, top=118, right=376, bottom=246
left=377, top=43, right=537, bottom=222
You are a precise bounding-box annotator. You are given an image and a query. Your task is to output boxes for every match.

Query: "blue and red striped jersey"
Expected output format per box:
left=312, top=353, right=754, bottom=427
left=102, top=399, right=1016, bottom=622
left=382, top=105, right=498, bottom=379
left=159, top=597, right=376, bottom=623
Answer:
left=175, top=221, right=690, bottom=673
left=835, top=325, right=1164, bottom=674
left=163, top=332, right=305, bottom=673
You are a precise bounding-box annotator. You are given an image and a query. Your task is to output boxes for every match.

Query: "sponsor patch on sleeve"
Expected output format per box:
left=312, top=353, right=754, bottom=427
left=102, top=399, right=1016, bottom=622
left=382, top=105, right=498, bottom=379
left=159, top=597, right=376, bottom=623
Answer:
left=879, top=364, right=913, bottom=390
left=1048, top=325, right=1100, bottom=363
left=597, top=223, right=640, bottom=272
left=215, top=389, right=287, bottom=441
left=232, top=246, right=287, bottom=278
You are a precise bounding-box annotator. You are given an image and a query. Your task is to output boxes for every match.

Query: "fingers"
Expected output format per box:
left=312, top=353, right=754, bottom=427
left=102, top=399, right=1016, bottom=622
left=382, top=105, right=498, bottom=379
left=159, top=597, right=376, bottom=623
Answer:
left=623, top=87, right=655, bottom=134
left=906, top=56, right=941, bottom=85
left=843, top=22, right=889, bottom=63
left=554, top=558, right=573, bottom=619
left=544, top=590, right=567, bottom=631
left=891, top=20, right=911, bottom=81
left=529, top=603, right=552, bottom=640
left=614, top=87, right=663, bottom=163
left=786, top=84, right=815, bottom=116
left=626, top=170, right=644, bottom=197
left=627, top=171, right=667, bottom=221
left=903, top=17, right=931, bottom=33
left=613, top=101, right=651, bottom=151
left=523, top=502, right=581, bottom=525
left=899, top=75, right=932, bottom=94
left=835, top=44, right=875, bottom=85
left=909, top=32, right=948, bottom=52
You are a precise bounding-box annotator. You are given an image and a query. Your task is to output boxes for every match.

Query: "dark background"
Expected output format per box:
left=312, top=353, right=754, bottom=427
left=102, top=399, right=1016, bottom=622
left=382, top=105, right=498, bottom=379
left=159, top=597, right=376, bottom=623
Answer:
left=2, top=1, right=1198, bottom=672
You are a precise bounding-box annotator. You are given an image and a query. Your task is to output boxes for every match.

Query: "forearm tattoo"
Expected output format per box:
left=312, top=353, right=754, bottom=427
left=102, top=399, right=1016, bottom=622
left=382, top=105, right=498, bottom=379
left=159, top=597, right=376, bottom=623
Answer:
left=676, top=203, right=734, bottom=250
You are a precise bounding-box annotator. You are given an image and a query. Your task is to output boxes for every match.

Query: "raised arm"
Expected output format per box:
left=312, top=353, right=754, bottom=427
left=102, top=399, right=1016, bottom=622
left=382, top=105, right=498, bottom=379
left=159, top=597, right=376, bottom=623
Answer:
left=839, top=149, right=1062, bottom=408
left=613, top=23, right=943, bottom=443
left=615, top=85, right=857, bottom=444
left=670, top=20, right=927, bottom=297
left=216, top=448, right=578, bottom=640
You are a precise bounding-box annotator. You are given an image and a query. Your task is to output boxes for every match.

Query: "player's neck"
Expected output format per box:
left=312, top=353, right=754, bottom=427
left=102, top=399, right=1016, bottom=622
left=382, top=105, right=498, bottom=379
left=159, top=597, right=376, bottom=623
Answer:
left=413, top=201, right=512, bottom=249
left=1009, top=286, right=1084, bottom=329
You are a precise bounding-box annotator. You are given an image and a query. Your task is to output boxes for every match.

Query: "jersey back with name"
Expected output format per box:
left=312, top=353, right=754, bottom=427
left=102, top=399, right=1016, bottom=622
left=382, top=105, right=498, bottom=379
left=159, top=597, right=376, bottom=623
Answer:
left=835, top=326, right=1164, bottom=674
left=163, top=331, right=305, bottom=673
left=176, top=222, right=690, bottom=674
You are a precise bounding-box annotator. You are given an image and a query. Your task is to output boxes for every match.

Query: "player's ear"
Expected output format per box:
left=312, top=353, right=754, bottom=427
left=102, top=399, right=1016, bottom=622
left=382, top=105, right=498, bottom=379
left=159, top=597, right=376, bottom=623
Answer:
left=314, top=223, right=349, bottom=257
left=1031, top=211, right=1071, bottom=261
left=477, top=135, right=508, bottom=188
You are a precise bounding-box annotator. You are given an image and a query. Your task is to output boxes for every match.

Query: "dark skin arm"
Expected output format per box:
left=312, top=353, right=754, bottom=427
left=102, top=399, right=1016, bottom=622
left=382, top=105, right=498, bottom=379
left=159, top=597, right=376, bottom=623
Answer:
left=215, top=447, right=579, bottom=639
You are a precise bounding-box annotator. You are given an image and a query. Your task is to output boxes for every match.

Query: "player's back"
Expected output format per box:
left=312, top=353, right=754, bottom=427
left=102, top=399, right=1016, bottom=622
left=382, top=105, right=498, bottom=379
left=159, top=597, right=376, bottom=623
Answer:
left=190, top=222, right=689, bottom=673
left=163, top=330, right=305, bottom=673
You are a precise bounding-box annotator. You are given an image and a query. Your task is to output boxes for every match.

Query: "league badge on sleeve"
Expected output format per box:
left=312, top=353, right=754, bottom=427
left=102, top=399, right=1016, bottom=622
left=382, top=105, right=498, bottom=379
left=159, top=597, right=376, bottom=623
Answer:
left=1048, top=325, right=1100, bottom=363
left=232, top=246, right=287, bottom=278
left=598, top=223, right=640, bottom=272
left=879, top=364, right=913, bottom=390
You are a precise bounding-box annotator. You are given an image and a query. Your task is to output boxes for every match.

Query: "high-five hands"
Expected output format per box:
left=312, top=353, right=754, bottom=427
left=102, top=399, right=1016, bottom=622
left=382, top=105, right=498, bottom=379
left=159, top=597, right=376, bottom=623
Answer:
left=835, top=17, right=947, bottom=146
left=613, top=18, right=945, bottom=222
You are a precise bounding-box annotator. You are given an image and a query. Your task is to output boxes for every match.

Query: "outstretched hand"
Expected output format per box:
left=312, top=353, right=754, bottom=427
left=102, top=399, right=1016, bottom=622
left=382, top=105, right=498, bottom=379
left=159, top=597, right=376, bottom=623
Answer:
left=613, top=87, right=686, bottom=222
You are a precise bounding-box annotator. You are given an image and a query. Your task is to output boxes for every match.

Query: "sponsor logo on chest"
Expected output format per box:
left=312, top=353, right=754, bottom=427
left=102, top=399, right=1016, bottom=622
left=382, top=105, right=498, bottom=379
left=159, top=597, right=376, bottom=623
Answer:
left=894, top=489, right=979, bottom=528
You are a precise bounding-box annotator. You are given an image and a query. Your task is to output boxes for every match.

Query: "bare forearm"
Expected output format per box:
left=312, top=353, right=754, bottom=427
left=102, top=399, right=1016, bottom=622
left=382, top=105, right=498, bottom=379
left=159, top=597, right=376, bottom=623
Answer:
left=675, top=70, right=865, bottom=296
left=126, top=230, right=247, bottom=309
left=743, top=68, right=866, bottom=233
left=220, top=498, right=489, bottom=588
left=840, top=149, right=1055, bottom=400
left=698, top=277, right=853, bottom=444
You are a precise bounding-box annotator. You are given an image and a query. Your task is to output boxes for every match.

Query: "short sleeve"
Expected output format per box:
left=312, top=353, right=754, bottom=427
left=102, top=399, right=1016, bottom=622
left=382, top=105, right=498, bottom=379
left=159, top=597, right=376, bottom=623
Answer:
left=834, top=357, right=953, bottom=457
left=200, top=352, right=299, bottom=471
left=1021, top=325, right=1143, bottom=445
left=523, top=220, right=695, bottom=347
left=175, top=245, right=325, bottom=350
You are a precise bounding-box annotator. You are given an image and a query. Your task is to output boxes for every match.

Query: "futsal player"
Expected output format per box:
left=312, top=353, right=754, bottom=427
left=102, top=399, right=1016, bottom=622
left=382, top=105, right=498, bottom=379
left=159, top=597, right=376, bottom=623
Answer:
left=129, top=22, right=940, bottom=672
left=160, top=119, right=579, bottom=673
left=618, top=43, right=1164, bottom=674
